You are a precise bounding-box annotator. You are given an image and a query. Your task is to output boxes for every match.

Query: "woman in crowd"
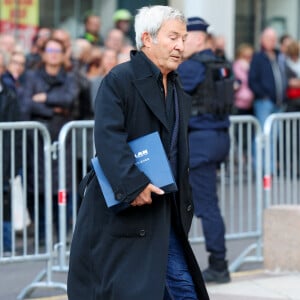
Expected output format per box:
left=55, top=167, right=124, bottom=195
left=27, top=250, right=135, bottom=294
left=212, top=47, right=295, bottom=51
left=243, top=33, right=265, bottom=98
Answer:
left=86, top=47, right=118, bottom=111
left=2, top=51, right=26, bottom=118
left=22, top=37, right=79, bottom=242
left=285, top=40, right=300, bottom=112
left=232, top=43, right=255, bottom=164
left=232, top=43, right=254, bottom=115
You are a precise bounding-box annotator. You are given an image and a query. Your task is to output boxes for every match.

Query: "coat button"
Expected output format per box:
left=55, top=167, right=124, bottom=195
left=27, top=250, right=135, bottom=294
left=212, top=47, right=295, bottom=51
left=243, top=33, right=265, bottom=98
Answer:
left=116, top=193, right=123, bottom=200
left=187, top=204, right=192, bottom=212
left=139, top=229, right=146, bottom=237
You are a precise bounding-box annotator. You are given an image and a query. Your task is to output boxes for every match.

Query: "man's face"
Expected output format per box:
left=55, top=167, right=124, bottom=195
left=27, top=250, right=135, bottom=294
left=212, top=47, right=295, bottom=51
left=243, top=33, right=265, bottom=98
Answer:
left=36, top=28, right=51, bottom=49
left=102, top=49, right=118, bottom=75
left=116, top=20, right=131, bottom=34
left=43, top=40, right=64, bottom=67
left=105, top=29, right=124, bottom=53
left=261, top=29, right=277, bottom=51
left=0, top=34, right=16, bottom=54
left=182, top=31, right=205, bottom=59
left=86, top=16, right=100, bottom=35
left=145, top=19, right=187, bottom=75
left=281, top=37, right=293, bottom=54
left=8, top=53, right=25, bottom=79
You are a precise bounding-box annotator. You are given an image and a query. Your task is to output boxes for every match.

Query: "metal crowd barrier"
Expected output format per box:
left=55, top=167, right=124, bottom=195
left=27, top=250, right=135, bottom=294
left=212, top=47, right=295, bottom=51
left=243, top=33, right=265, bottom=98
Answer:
left=188, top=115, right=264, bottom=272
left=57, top=117, right=264, bottom=273
left=0, top=121, right=66, bottom=299
left=5, top=114, right=300, bottom=297
left=55, top=120, right=95, bottom=272
left=263, top=112, right=300, bottom=208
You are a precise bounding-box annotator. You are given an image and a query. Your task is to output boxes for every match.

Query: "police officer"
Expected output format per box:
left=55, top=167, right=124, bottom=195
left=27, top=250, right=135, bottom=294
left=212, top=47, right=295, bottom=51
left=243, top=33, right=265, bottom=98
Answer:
left=178, top=17, right=231, bottom=283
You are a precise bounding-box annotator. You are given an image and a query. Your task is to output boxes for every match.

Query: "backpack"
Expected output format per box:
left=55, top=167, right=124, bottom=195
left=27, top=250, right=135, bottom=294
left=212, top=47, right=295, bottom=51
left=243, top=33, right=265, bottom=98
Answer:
left=190, top=52, right=235, bottom=116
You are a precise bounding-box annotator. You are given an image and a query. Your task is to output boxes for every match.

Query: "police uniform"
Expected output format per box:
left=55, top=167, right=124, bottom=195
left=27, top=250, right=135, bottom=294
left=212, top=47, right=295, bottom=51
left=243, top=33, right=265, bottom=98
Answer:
left=177, top=17, right=231, bottom=284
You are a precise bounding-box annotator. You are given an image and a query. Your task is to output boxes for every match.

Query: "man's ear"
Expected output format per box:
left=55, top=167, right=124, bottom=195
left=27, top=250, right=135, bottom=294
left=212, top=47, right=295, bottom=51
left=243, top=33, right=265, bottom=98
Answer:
left=142, top=32, right=152, bottom=48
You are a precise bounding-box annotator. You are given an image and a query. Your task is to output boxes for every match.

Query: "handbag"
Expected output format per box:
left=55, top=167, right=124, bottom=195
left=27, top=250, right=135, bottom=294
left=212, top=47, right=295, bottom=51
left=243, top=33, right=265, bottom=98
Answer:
left=286, top=87, right=300, bottom=99
left=11, top=175, right=31, bottom=231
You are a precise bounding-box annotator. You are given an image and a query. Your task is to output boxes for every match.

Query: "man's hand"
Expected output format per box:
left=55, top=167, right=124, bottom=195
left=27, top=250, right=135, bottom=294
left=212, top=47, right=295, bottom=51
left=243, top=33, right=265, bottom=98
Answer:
left=131, top=183, right=164, bottom=207
left=32, top=93, right=47, bottom=103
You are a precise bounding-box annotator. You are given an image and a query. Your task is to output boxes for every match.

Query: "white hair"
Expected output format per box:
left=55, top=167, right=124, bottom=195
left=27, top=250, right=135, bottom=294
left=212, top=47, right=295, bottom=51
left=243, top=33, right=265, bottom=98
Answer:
left=135, top=5, right=186, bottom=51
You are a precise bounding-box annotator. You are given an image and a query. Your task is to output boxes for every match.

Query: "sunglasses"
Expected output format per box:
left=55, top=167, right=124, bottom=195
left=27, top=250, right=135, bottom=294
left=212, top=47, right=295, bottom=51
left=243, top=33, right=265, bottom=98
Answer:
left=45, top=47, right=63, bottom=54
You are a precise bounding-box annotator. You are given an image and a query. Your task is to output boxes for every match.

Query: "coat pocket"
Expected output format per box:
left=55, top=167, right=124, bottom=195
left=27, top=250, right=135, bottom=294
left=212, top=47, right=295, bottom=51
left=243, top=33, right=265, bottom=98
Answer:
left=107, top=205, right=152, bottom=238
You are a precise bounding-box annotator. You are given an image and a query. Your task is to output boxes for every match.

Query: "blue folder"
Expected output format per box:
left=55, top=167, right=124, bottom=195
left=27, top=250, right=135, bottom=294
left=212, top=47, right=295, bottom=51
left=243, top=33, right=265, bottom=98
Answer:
left=91, top=131, right=177, bottom=213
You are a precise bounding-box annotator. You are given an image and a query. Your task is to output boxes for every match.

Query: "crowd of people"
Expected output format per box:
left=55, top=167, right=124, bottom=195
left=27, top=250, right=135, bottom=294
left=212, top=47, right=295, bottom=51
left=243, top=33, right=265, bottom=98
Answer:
left=233, top=28, right=300, bottom=118
left=0, top=10, right=136, bottom=252
left=1, top=12, right=299, bottom=143
left=0, top=10, right=135, bottom=123
left=1, top=6, right=300, bottom=295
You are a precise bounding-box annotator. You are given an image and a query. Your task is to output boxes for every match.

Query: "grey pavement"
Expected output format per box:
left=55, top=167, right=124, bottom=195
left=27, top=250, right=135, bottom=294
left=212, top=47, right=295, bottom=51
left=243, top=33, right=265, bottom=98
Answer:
left=207, top=270, right=300, bottom=300
left=31, top=270, right=300, bottom=300
left=1, top=237, right=299, bottom=299
left=1, top=260, right=300, bottom=300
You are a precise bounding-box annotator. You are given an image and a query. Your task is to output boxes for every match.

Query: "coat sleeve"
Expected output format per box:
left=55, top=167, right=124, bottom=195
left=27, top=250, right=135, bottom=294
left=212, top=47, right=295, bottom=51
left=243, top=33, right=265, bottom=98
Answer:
left=94, top=71, right=150, bottom=204
left=1, top=86, right=23, bottom=179
left=177, top=60, right=206, bottom=94
left=22, top=71, right=53, bottom=118
left=248, top=54, right=268, bottom=99
left=46, top=73, right=79, bottom=109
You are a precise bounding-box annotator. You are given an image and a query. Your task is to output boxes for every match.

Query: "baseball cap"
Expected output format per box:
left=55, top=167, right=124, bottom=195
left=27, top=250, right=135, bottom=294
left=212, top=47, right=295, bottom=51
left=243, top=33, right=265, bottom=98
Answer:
left=187, top=17, right=209, bottom=32
left=113, top=9, right=132, bottom=22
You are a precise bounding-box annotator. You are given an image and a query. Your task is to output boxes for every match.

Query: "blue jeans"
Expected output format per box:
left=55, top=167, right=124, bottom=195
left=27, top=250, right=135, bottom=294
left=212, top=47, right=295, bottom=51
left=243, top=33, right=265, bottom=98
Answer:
left=3, top=221, right=12, bottom=252
left=164, top=227, right=198, bottom=300
left=253, top=99, right=281, bottom=174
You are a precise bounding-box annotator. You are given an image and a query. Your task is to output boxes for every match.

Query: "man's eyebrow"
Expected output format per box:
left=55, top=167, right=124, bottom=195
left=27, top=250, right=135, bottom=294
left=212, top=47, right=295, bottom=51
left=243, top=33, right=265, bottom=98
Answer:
left=169, top=31, right=188, bottom=40
left=169, top=32, right=183, bottom=37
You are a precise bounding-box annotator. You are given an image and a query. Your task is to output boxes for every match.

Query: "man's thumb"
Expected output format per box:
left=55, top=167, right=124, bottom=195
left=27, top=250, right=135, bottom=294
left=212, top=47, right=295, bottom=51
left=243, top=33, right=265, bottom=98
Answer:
left=152, top=185, right=165, bottom=195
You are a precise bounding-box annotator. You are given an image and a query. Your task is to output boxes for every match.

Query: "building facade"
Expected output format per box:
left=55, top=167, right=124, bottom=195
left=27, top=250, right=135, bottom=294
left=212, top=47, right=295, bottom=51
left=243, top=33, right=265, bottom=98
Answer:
left=0, top=0, right=300, bottom=57
left=179, top=0, right=300, bottom=60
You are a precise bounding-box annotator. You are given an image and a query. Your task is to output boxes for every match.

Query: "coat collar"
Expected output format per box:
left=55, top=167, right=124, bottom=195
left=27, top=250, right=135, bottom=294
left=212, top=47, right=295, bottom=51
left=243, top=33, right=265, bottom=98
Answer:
left=130, top=51, right=177, bottom=131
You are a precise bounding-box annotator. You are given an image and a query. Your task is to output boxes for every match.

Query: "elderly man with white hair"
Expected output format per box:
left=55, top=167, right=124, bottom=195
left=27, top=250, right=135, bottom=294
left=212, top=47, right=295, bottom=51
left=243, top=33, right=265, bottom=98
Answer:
left=68, top=5, right=209, bottom=300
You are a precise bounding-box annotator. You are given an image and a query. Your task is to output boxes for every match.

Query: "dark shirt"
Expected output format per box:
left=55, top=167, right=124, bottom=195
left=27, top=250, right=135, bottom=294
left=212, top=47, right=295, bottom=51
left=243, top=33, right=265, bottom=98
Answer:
left=139, top=52, right=179, bottom=178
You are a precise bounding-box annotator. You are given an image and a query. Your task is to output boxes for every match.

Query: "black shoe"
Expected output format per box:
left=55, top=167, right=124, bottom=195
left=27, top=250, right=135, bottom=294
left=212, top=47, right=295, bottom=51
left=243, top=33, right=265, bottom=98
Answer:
left=202, top=266, right=231, bottom=283
left=202, top=255, right=231, bottom=284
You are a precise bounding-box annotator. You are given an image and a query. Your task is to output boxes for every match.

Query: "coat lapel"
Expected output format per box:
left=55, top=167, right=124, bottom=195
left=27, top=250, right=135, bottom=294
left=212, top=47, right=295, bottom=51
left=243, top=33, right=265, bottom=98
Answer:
left=131, top=51, right=170, bottom=131
left=133, top=78, right=170, bottom=131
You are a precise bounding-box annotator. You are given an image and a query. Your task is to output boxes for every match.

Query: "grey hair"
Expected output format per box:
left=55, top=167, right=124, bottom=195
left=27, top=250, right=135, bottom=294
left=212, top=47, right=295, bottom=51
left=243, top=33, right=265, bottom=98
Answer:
left=135, top=5, right=186, bottom=51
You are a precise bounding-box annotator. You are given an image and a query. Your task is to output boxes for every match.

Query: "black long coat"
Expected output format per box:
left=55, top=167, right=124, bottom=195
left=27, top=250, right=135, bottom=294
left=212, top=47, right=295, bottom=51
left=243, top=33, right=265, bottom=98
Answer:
left=67, top=51, right=209, bottom=300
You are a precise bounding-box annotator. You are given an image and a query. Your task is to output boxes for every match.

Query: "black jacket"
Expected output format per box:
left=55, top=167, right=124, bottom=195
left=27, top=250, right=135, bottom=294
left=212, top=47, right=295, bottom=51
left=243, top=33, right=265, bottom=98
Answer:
left=0, top=79, right=22, bottom=219
left=67, top=51, right=209, bottom=300
left=22, top=67, right=79, bottom=193
left=249, top=50, right=287, bottom=104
